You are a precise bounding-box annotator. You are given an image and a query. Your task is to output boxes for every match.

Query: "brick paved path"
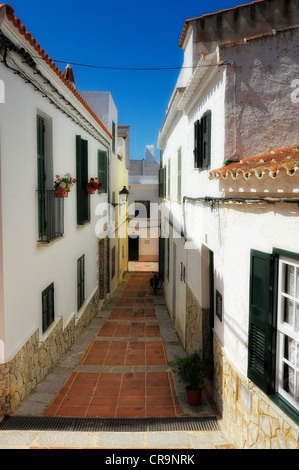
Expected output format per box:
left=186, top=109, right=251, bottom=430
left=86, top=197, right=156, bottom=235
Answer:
left=45, top=272, right=184, bottom=418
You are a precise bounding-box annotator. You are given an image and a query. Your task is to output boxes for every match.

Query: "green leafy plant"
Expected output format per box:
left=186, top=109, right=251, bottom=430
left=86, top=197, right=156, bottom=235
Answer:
left=168, top=352, right=207, bottom=390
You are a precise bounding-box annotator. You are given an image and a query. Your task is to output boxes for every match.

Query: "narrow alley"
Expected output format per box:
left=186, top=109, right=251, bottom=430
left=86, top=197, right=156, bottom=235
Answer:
left=0, top=270, right=235, bottom=449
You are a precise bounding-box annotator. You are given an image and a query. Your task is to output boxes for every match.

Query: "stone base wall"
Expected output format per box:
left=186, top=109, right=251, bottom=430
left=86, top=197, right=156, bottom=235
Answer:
left=185, top=284, right=212, bottom=357
left=0, top=288, right=99, bottom=417
left=213, top=334, right=299, bottom=449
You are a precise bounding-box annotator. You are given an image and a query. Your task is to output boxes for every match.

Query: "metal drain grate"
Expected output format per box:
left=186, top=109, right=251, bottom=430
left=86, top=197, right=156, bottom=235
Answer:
left=0, top=416, right=220, bottom=432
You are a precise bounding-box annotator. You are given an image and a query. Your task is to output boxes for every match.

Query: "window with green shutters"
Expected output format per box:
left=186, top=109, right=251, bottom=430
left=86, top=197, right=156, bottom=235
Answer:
left=42, top=282, right=54, bottom=333
left=177, top=148, right=182, bottom=203
left=111, top=246, right=116, bottom=279
left=112, top=121, right=116, bottom=153
left=194, top=110, right=211, bottom=170
left=76, top=135, right=90, bottom=225
left=158, top=167, right=166, bottom=198
left=98, top=149, right=108, bottom=193
left=77, top=255, right=85, bottom=310
left=37, top=115, right=46, bottom=239
left=248, top=250, right=276, bottom=394
left=248, top=248, right=299, bottom=423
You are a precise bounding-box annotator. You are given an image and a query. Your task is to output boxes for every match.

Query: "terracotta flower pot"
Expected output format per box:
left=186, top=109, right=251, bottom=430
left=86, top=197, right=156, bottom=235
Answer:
left=87, top=186, right=95, bottom=194
left=55, top=187, right=68, bottom=198
left=185, top=386, right=203, bottom=406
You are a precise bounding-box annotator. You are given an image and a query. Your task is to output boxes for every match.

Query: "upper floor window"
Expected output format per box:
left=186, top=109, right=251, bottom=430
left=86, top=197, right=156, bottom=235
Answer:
left=98, top=149, right=108, bottom=193
left=177, top=147, right=182, bottom=203
left=76, top=135, right=90, bottom=225
left=194, top=110, right=211, bottom=170
left=37, top=114, right=63, bottom=243
left=112, top=121, right=116, bottom=154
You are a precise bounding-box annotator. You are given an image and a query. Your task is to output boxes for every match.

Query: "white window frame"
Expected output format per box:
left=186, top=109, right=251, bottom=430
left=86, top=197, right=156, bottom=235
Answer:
left=276, top=256, right=299, bottom=411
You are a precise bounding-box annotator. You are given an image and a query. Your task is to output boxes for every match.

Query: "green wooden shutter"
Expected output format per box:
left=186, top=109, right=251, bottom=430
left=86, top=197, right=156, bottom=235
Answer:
left=202, top=110, right=211, bottom=168
left=42, top=282, right=54, bottom=333
left=37, top=115, right=46, bottom=239
left=76, top=135, right=83, bottom=225
left=112, top=121, right=115, bottom=153
left=167, top=159, right=171, bottom=199
left=158, top=167, right=166, bottom=198
left=194, top=119, right=201, bottom=168
left=98, top=150, right=107, bottom=193
left=81, top=139, right=89, bottom=221
left=77, top=255, right=85, bottom=310
left=159, top=237, right=165, bottom=282
left=248, top=249, right=275, bottom=393
left=76, top=136, right=89, bottom=224
left=177, top=148, right=182, bottom=203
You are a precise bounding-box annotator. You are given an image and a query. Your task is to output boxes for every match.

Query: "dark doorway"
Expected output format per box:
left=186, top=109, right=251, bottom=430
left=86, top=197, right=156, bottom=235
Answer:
left=129, top=236, right=139, bottom=261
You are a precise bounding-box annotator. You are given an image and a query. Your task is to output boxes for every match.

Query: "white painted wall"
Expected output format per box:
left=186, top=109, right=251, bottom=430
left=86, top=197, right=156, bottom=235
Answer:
left=159, top=25, right=299, bottom=377
left=0, top=60, right=110, bottom=362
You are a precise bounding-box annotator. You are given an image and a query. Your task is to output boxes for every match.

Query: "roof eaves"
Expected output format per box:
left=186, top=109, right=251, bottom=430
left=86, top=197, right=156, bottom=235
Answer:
left=0, top=4, right=113, bottom=140
left=209, top=145, right=299, bottom=180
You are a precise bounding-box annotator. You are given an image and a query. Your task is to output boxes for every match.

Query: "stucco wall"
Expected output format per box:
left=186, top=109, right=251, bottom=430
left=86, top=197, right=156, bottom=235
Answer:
left=221, top=27, right=299, bottom=161
left=0, top=61, right=109, bottom=363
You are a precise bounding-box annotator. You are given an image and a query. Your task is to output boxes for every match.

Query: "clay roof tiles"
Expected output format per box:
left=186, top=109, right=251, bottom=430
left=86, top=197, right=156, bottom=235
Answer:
left=0, top=4, right=113, bottom=139
left=209, top=145, right=299, bottom=180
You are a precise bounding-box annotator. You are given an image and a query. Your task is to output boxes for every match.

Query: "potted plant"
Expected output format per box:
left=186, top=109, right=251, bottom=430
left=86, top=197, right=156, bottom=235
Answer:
left=168, top=352, right=207, bottom=406
left=87, top=177, right=102, bottom=194
left=54, top=173, right=76, bottom=197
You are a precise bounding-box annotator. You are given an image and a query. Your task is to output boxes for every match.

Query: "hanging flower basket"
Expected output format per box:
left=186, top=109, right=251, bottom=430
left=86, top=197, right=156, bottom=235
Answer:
left=54, top=173, right=76, bottom=197
left=87, top=177, right=102, bottom=194
left=55, top=187, right=68, bottom=198
left=86, top=186, right=95, bottom=194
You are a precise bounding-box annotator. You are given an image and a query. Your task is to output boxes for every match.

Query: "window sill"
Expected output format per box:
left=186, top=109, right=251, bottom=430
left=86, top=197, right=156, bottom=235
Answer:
left=76, top=221, right=91, bottom=228
left=37, top=235, right=65, bottom=247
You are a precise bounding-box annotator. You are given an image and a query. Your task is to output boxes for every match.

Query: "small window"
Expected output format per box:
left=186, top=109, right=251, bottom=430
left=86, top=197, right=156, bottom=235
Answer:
left=216, top=290, right=222, bottom=321
left=77, top=255, right=85, bottom=310
left=158, top=166, right=166, bottom=198
left=111, top=246, right=116, bottom=279
left=112, top=121, right=116, bottom=153
left=177, top=148, right=182, bottom=203
left=42, top=282, right=54, bottom=333
left=98, top=150, right=108, bottom=193
left=194, top=110, right=211, bottom=169
left=76, top=135, right=90, bottom=225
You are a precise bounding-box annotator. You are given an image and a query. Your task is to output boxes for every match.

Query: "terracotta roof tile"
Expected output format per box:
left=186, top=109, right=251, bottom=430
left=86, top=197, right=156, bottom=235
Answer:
left=0, top=4, right=113, bottom=140
left=209, top=145, right=299, bottom=180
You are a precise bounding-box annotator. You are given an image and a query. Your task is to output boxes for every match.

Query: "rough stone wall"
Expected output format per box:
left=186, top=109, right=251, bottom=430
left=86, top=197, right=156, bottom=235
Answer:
left=185, top=284, right=212, bottom=357
left=0, top=288, right=99, bottom=417
left=213, top=335, right=299, bottom=449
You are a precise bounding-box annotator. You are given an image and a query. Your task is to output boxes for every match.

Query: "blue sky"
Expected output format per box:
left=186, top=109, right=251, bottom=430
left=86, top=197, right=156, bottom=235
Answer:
left=7, top=0, right=247, bottom=160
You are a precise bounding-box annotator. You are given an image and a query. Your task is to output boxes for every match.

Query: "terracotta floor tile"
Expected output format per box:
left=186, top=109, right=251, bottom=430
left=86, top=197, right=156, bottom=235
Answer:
left=146, top=406, right=176, bottom=418
left=115, top=407, right=146, bottom=418
left=85, top=406, right=116, bottom=418
left=45, top=273, right=184, bottom=419
left=55, top=406, right=87, bottom=417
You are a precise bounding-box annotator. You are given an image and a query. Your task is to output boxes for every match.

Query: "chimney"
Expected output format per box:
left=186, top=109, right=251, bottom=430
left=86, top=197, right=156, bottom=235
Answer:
left=63, top=64, right=75, bottom=88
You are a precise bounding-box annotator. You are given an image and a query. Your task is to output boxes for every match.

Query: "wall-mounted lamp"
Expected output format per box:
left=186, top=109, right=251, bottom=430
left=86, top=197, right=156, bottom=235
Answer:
left=112, top=186, right=130, bottom=207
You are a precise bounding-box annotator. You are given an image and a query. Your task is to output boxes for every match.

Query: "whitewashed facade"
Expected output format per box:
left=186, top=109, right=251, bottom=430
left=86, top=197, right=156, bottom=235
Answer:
left=0, top=4, right=126, bottom=414
left=158, top=0, right=299, bottom=448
